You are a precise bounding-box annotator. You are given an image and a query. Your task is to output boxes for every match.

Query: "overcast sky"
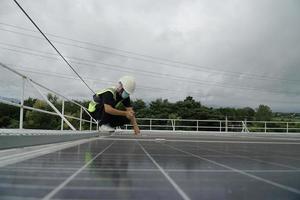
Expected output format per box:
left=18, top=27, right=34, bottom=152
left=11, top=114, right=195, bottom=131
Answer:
left=0, top=0, right=300, bottom=112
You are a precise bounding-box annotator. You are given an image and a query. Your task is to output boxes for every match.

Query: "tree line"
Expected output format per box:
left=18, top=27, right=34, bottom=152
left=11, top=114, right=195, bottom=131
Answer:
left=0, top=94, right=276, bottom=130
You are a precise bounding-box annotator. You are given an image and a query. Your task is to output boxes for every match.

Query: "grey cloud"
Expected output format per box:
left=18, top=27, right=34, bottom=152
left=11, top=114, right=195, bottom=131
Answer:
left=0, top=0, right=300, bottom=112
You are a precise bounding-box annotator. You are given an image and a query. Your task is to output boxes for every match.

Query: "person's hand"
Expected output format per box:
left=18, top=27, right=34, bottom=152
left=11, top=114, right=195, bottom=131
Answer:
left=134, top=126, right=140, bottom=135
left=125, top=110, right=135, bottom=119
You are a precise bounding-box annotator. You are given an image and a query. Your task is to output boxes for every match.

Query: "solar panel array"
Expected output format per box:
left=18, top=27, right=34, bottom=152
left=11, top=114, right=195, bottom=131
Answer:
left=0, top=133, right=300, bottom=199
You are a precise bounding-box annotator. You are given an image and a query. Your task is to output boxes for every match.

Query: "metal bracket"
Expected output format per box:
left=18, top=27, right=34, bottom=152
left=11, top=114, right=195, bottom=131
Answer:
left=242, top=121, right=249, bottom=133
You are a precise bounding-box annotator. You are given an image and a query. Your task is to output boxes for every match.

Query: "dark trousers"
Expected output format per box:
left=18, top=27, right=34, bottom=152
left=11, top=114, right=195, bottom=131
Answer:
left=90, top=107, right=130, bottom=127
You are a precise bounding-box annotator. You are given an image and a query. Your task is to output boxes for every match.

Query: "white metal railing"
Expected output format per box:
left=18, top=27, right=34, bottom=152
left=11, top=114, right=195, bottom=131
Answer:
left=124, top=118, right=300, bottom=133
left=0, top=62, right=98, bottom=131
left=2, top=63, right=300, bottom=134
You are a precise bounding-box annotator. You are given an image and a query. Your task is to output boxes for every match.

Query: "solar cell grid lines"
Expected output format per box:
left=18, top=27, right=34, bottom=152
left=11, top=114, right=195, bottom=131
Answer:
left=0, top=132, right=300, bottom=200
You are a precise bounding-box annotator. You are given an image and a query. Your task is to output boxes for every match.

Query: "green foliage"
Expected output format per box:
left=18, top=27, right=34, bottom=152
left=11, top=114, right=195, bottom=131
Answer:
left=0, top=103, right=19, bottom=128
left=24, top=97, right=37, bottom=107
left=2, top=93, right=296, bottom=131
left=148, top=98, right=174, bottom=118
left=216, top=107, right=255, bottom=120
left=24, top=99, right=60, bottom=129
left=131, top=99, right=149, bottom=118
left=132, top=99, right=146, bottom=110
left=47, top=94, right=58, bottom=104
left=255, top=105, right=273, bottom=121
left=0, top=116, right=11, bottom=127
left=174, top=96, right=200, bottom=119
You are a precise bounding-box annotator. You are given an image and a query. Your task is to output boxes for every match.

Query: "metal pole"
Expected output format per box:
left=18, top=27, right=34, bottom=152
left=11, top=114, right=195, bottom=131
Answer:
left=61, top=100, right=64, bottom=130
left=89, top=117, right=92, bottom=131
left=264, top=122, right=267, bottom=133
left=225, top=116, right=228, bottom=132
left=19, top=77, right=25, bottom=129
left=173, top=120, right=176, bottom=131
left=287, top=122, right=289, bottom=133
left=150, top=119, right=152, bottom=130
left=79, top=107, right=83, bottom=131
left=28, top=79, right=76, bottom=130
left=219, top=120, right=222, bottom=132
left=196, top=120, right=199, bottom=132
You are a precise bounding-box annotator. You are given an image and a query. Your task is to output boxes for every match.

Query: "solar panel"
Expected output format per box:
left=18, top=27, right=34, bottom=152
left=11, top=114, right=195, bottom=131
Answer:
left=0, top=132, right=300, bottom=199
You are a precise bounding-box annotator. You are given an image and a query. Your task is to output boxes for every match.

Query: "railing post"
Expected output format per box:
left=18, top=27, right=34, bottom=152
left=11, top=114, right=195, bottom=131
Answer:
left=150, top=119, right=152, bottom=130
left=219, top=120, right=222, bottom=132
left=264, top=122, right=267, bottom=133
left=173, top=120, right=176, bottom=131
left=196, top=120, right=199, bottom=132
left=19, top=77, right=25, bottom=129
left=225, top=116, right=228, bottom=132
left=79, top=107, right=83, bottom=131
left=90, top=117, right=92, bottom=131
left=287, top=122, right=289, bottom=133
left=61, top=100, right=65, bottom=130
left=96, top=121, right=99, bottom=131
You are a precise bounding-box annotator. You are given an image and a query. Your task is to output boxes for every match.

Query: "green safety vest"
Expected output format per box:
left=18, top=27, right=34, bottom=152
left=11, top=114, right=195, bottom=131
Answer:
left=88, top=87, right=123, bottom=112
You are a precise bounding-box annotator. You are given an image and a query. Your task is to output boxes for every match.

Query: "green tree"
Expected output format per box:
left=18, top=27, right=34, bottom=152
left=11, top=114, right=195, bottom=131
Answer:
left=174, top=96, right=202, bottom=119
left=148, top=98, right=174, bottom=118
left=0, top=116, right=11, bottom=127
left=236, top=107, right=255, bottom=120
left=255, top=105, right=272, bottom=121
left=25, top=99, right=60, bottom=129
left=216, top=107, right=236, bottom=120
left=132, top=99, right=149, bottom=118
left=132, top=99, right=146, bottom=110
left=24, top=97, right=37, bottom=107
left=47, top=93, right=58, bottom=104
left=0, top=103, right=19, bottom=128
left=1, top=94, right=280, bottom=130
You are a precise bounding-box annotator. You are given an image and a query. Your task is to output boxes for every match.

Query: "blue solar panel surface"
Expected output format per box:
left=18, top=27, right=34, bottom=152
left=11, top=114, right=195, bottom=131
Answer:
left=0, top=132, right=299, bottom=200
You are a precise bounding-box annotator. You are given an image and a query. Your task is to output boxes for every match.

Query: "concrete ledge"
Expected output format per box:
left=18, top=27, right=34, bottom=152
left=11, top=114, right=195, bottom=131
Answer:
left=0, top=129, right=101, bottom=150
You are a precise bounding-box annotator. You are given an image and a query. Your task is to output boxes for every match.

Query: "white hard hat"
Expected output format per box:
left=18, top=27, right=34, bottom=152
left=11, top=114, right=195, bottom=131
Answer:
left=119, top=75, right=136, bottom=94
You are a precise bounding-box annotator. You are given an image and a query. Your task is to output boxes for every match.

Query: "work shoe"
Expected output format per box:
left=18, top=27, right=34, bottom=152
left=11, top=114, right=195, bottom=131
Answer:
left=99, top=124, right=115, bottom=132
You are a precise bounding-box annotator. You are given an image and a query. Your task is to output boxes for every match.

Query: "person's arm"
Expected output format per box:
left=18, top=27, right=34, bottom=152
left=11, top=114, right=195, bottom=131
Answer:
left=102, top=92, right=133, bottom=117
left=104, top=104, right=134, bottom=119
left=126, top=107, right=140, bottom=135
